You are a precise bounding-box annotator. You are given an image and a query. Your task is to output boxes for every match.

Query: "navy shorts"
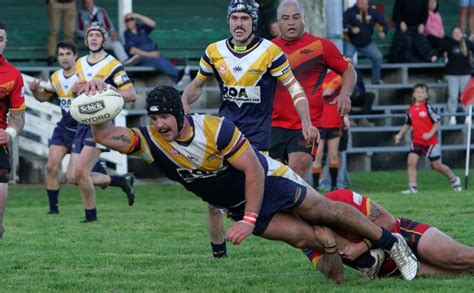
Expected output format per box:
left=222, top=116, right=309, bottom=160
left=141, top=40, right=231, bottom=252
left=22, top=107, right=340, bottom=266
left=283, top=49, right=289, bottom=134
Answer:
left=49, top=125, right=76, bottom=152
left=72, top=124, right=108, bottom=153
left=270, top=127, right=312, bottom=164
left=226, top=175, right=307, bottom=236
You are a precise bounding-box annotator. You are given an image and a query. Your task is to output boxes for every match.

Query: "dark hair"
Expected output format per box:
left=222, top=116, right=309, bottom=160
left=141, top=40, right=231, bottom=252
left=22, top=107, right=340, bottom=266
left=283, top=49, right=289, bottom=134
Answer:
left=0, top=20, right=6, bottom=31
left=429, top=0, right=439, bottom=13
left=413, top=83, right=428, bottom=92
left=451, top=26, right=463, bottom=34
left=56, top=40, right=77, bottom=55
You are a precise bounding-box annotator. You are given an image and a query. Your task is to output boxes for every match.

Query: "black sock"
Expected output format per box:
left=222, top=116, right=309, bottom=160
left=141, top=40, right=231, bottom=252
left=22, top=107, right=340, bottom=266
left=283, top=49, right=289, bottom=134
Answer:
left=372, top=228, right=396, bottom=251
left=47, top=189, right=59, bottom=212
left=329, top=167, right=339, bottom=190
left=345, top=250, right=376, bottom=269
left=211, top=241, right=227, bottom=258
left=85, top=208, right=97, bottom=221
left=312, top=171, right=321, bottom=190
left=109, top=175, right=125, bottom=187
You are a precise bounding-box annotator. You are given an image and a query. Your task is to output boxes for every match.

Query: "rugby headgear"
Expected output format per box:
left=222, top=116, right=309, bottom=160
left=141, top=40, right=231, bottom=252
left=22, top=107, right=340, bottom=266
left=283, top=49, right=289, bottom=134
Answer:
left=227, top=0, right=259, bottom=31
left=85, top=22, right=108, bottom=51
left=146, top=86, right=185, bottom=133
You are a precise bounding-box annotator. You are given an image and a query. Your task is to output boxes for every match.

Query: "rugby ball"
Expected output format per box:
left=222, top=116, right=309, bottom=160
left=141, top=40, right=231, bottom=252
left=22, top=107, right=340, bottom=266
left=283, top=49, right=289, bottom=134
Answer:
left=70, top=88, right=124, bottom=125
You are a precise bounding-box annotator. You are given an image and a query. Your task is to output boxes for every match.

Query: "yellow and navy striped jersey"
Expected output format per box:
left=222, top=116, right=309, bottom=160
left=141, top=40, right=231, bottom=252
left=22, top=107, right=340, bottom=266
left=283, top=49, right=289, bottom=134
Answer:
left=75, top=54, right=133, bottom=91
left=197, top=37, right=292, bottom=150
left=128, top=114, right=251, bottom=207
left=43, top=69, right=78, bottom=129
left=126, top=113, right=307, bottom=209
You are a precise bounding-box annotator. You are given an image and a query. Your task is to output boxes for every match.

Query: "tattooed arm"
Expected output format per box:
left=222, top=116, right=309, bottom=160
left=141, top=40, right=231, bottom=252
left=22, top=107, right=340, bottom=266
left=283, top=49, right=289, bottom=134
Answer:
left=8, top=110, right=25, bottom=135
left=368, top=200, right=396, bottom=231
left=90, top=121, right=133, bottom=154
left=0, top=110, right=25, bottom=145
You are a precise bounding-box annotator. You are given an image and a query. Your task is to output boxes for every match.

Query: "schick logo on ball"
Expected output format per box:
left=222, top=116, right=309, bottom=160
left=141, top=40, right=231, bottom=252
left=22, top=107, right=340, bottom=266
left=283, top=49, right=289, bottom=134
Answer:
left=79, top=101, right=105, bottom=114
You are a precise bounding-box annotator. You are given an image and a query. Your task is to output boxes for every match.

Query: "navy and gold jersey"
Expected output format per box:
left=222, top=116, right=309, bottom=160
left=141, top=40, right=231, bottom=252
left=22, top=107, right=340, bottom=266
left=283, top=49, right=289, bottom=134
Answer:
left=75, top=54, right=133, bottom=91
left=197, top=37, right=292, bottom=150
left=43, top=69, right=78, bottom=130
left=127, top=114, right=307, bottom=209
left=75, top=54, right=133, bottom=134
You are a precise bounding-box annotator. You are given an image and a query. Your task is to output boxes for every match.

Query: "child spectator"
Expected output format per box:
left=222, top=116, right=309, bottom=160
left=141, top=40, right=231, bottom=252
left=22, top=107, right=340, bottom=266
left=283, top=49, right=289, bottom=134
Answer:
left=312, top=70, right=349, bottom=191
left=425, top=0, right=445, bottom=57
left=343, top=0, right=388, bottom=84
left=394, top=83, right=462, bottom=194
left=442, top=26, right=474, bottom=125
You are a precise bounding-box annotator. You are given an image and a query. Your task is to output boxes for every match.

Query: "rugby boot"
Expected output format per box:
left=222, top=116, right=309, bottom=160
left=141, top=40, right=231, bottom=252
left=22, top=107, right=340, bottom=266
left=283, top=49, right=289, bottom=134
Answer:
left=359, top=249, right=385, bottom=279
left=121, top=173, right=136, bottom=206
left=387, top=233, right=418, bottom=281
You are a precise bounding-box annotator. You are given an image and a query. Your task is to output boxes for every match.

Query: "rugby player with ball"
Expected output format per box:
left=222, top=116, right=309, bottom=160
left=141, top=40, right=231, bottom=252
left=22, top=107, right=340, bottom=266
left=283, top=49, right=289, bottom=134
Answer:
left=73, top=81, right=420, bottom=282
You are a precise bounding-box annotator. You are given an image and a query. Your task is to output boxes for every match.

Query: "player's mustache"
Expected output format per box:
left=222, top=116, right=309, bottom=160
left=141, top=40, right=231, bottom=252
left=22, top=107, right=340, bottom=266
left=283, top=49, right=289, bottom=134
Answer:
left=234, top=26, right=245, bottom=32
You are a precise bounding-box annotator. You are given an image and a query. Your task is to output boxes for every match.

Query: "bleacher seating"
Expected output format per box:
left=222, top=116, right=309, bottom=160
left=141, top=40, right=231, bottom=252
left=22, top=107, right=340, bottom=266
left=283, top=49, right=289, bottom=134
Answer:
left=2, top=0, right=228, bottom=65
left=362, top=1, right=460, bottom=61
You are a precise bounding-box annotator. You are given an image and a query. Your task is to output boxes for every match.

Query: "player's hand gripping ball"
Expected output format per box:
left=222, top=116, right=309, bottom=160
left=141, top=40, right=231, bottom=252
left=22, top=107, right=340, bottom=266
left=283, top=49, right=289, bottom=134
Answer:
left=70, top=88, right=124, bottom=125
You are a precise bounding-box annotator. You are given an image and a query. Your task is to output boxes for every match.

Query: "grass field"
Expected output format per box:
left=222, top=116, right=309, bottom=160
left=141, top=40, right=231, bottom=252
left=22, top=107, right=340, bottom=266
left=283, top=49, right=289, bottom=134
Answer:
left=0, top=170, right=473, bottom=292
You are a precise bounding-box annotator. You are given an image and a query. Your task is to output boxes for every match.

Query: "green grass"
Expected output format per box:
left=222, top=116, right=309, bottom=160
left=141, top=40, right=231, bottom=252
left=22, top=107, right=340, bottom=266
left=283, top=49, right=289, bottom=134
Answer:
left=0, top=170, right=473, bottom=291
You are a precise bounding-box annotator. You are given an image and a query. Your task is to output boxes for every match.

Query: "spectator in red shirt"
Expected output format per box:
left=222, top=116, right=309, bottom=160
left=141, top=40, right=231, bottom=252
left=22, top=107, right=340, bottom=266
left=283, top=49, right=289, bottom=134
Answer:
left=394, top=83, right=461, bottom=194
left=0, top=20, right=26, bottom=238
left=270, top=0, right=355, bottom=179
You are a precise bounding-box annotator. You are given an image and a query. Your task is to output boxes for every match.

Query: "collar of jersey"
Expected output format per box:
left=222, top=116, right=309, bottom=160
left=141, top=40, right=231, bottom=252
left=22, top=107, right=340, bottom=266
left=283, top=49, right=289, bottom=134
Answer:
left=86, top=53, right=109, bottom=66
left=175, top=115, right=194, bottom=146
left=226, top=36, right=260, bottom=54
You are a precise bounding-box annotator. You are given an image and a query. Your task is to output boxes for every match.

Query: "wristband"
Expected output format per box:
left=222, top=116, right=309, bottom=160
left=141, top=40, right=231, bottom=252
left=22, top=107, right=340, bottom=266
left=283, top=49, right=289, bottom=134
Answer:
left=362, top=239, right=372, bottom=250
left=241, top=212, right=258, bottom=226
left=5, top=127, right=17, bottom=140
left=324, top=244, right=338, bottom=254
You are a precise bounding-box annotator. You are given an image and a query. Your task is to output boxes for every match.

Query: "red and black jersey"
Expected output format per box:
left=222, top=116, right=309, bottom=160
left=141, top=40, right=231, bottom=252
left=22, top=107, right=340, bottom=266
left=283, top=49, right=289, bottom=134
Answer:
left=272, top=33, right=349, bottom=129
left=405, top=100, right=439, bottom=145
left=0, top=55, right=25, bottom=129
left=321, top=71, right=343, bottom=129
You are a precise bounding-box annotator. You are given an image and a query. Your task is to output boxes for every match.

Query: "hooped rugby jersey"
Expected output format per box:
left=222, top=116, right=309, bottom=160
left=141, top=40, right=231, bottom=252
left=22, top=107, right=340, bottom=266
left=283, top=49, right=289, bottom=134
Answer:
left=405, top=100, right=439, bottom=145
left=272, top=33, right=349, bottom=129
left=126, top=114, right=306, bottom=208
left=197, top=37, right=292, bottom=150
left=43, top=69, right=78, bottom=130
left=0, top=55, right=25, bottom=129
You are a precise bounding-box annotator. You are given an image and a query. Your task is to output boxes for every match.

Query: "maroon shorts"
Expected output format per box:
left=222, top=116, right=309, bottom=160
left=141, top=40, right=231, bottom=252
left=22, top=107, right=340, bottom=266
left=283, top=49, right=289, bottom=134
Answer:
left=409, top=142, right=441, bottom=161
